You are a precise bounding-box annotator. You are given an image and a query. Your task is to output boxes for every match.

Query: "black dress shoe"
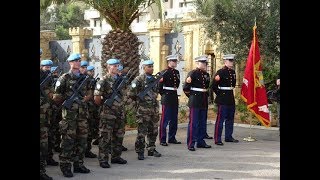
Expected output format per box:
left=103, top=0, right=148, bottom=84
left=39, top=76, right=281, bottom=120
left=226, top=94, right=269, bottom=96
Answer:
left=168, top=139, right=181, bottom=144
left=111, top=157, right=127, bottom=164
left=99, top=161, right=110, bottom=168
left=225, top=138, right=239, bottom=143
left=197, top=144, right=212, bottom=148
left=46, top=158, right=59, bottom=166
left=215, top=142, right=224, bottom=146
left=160, top=142, right=168, bottom=146
left=85, top=151, right=97, bottom=158
left=188, top=147, right=196, bottom=151
left=204, top=134, right=213, bottom=139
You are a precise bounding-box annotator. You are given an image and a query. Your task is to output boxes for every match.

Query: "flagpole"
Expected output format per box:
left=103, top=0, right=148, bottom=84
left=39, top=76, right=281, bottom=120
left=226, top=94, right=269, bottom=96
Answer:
left=243, top=18, right=257, bottom=142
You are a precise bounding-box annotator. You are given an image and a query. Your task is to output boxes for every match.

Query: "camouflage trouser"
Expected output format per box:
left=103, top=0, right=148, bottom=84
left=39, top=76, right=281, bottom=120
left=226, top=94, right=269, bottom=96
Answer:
left=87, top=102, right=100, bottom=152
left=59, top=103, right=88, bottom=167
left=40, top=102, right=50, bottom=175
left=98, top=107, right=125, bottom=162
left=47, top=106, right=62, bottom=158
left=135, top=106, right=159, bottom=153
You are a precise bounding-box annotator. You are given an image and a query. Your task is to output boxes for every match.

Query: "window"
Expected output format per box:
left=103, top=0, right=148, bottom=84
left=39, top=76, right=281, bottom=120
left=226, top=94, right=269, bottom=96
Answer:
left=179, top=2, right=184, bottom=7
left=164, top=0, right=168, bottom=2
left=164, top=11, right=167, bottom=16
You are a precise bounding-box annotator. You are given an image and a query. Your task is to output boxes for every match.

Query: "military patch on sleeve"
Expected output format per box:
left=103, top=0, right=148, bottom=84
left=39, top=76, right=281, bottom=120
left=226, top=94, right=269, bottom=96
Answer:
left=55, top=81, right=61, bottom=87
left=131, top=82, right=137, bottom=88
left=96, top=84, right=101, bottom=90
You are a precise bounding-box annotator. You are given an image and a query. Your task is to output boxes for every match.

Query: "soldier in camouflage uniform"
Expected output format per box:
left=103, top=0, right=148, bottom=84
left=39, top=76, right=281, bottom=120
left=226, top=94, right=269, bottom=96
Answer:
left=46, top=66, right=60, bottom=166
left=53, top=53, right=91, bottom=177
left=128, top=59, right=162, bottom=160
left=85, top=65, right=99, bottom=158
left=94, top=58, right=127, bottom=168
left=50, top=66, right=63, bottom=153
left=40, top=59, right=54, bottom=180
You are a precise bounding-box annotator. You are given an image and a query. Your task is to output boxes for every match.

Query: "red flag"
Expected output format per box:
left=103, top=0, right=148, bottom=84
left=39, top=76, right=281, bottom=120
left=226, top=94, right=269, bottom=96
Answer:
left=241, top=25, right=270, bottom=127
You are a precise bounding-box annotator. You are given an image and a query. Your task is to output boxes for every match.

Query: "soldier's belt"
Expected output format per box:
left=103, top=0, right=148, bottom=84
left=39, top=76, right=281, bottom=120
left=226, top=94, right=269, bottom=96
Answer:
left=190, top=87, right=207, bottom=92
left=163, top=86, right=177, bottom=91
left=218, top=86, right=234, bottom=90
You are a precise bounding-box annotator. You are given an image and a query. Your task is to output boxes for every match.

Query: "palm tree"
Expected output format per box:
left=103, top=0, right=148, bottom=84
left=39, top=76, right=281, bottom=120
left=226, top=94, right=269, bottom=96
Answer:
left=84, top=0, right=162, bottom=77
left=41, top=0, right=162, bottom=77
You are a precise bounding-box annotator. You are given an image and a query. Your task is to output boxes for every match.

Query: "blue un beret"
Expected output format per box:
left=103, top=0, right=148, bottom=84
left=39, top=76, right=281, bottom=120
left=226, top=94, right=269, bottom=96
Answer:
left=40, top=60, right=53, bottom=66
left=67, top=53, right=81, bottom=61
left=106, top=58, right=120, bottom=65
left=142, top=59, right=154, bottom=65
left=87, top=65, right=95, bottom=71
left=81, top=61, right=89, bottom=67
left=50, top=66, right=58, bottom=73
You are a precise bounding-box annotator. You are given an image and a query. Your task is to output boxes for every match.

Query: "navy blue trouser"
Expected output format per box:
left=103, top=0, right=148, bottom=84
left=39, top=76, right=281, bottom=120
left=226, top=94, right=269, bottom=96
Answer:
left=187, top=107, right=207, bottom=148
left=159, top=105, right=178, bottom=143
left=214, top=105, right=235, bottom=143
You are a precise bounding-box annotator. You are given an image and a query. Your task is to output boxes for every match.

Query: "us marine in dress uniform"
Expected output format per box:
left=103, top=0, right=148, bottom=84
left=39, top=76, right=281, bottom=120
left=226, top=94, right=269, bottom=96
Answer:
left=211, top=54, right=239, bottom=146
left=183, top=55, right=212, bottom=151
left=158, top=54, right=181, bottom=146
left=40, top=59, right=54, bottom=180
left=128, top=60, right=162, bottom=160
left=94, top=58, right=127, bottom=168
left=53, top=53, right=91, bottom=177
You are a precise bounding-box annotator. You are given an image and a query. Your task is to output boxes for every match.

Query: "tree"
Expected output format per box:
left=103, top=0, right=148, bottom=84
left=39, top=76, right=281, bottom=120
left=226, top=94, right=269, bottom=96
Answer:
left=40, top=3, right=89, bottom=40
left=194, top=0, right=280, bottom=84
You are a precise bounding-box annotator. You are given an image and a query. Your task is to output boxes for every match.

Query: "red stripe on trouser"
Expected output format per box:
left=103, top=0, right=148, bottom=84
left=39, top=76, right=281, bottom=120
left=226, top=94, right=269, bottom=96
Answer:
left=188, top=107, right=193, bottom=147
left=159, top=105, right=165, bottom=142
left=214, top=105, right=221, bottom=142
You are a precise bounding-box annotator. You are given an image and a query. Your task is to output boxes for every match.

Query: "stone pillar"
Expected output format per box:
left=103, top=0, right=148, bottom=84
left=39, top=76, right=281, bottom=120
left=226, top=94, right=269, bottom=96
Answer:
left=147, top=19, right=172, bottom=73
left=183, top=31, right=193, bottom=72
left=69, top=27, right=93, bottom=54
left=160, top=45, right=169, bottom=69
left=40, top=30, right=56, bottom=60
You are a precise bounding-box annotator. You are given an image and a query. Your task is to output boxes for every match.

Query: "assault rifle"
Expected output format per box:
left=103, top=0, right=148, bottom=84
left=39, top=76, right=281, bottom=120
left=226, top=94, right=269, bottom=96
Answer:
left=104, top=69, right=134, bottom=108
left=40, top=71, right=52, bottom=100
left=62, top=75, right=90, bottom=110
left=137, top=70, right=167, bottom=100
left=89, top=73, right=100, bottom=89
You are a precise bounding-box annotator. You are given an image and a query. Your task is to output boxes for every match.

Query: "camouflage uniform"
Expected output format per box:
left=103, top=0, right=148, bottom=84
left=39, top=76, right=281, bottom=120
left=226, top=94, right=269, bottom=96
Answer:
left=94, top=73, right=126, bottom=165
left=128, top=73, right=160, bottom=154
left=53, top=72, right=91, bottom=174
left=47, top=71, right=62, bottom=163
left=86, top=75, right=100, bottom=156
left=40, top=68, right=53, bottom=179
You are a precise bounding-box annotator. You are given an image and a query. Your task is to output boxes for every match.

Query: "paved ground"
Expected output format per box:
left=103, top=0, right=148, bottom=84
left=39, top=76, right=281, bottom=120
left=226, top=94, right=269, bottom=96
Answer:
left=47, top=121, right=280, bottom=180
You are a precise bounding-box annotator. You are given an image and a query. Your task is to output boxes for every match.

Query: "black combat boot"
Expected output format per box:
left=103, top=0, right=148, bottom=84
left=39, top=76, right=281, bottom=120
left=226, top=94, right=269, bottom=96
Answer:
left=137, top=152, right=144, bottom=160
left=148, top=149, right=161, bottom=157
left=99, top=161, right=111, bottom=168
left=40, top=173, right=53, bottom=180
left=73, top=162, right=90, bottom=173
left=122, top=145, right=128, bottom=151
left=60, top=163, right=73, bottom=178
left=54, top=146, right=62, bottom=153
left=85, top=151, right=97, bottom=158
left=46, top=157, right=59, bottom=166
left=92, top=137, right=101, bottom=145
left=111, top=157, right=127, bottom=164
